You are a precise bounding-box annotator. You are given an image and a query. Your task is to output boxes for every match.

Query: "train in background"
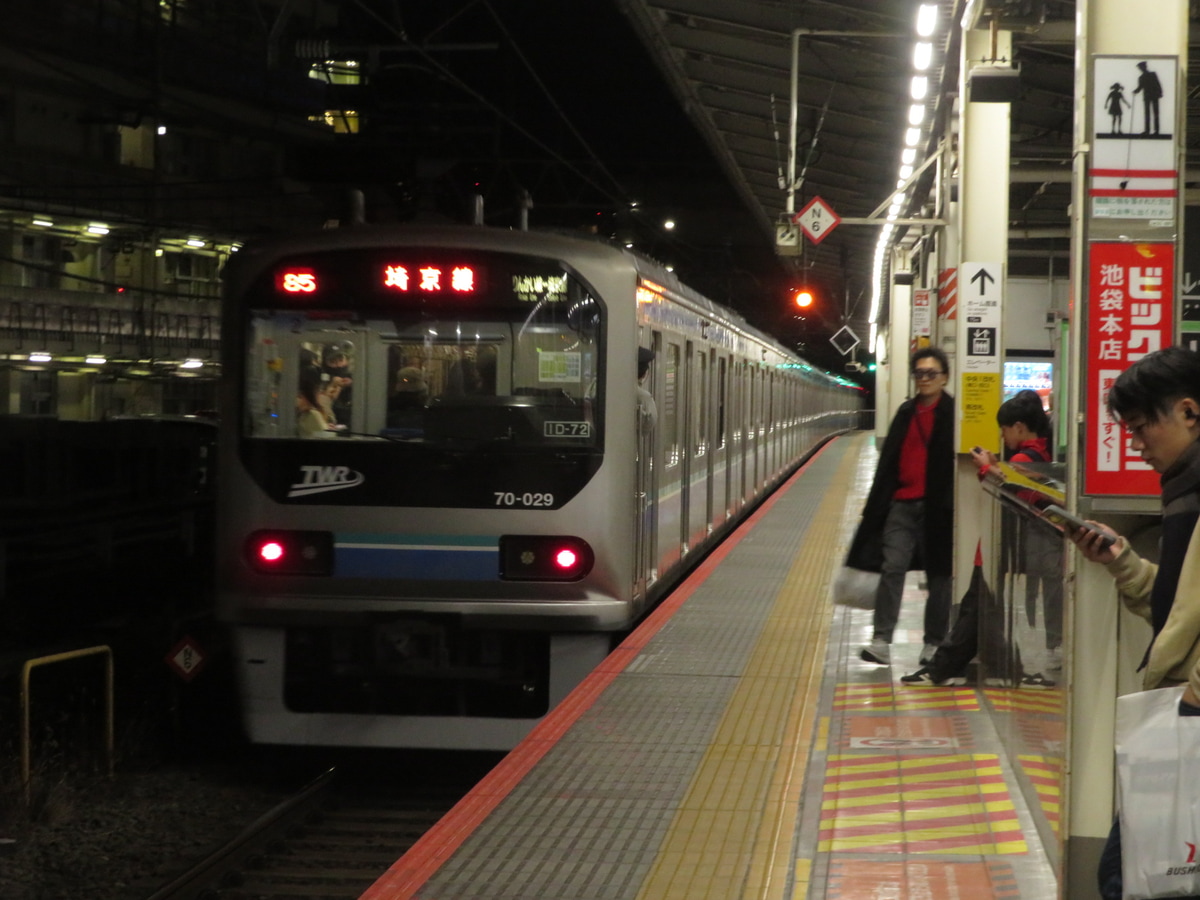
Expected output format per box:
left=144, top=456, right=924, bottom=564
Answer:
left=215, top=225, right=863, bottom=750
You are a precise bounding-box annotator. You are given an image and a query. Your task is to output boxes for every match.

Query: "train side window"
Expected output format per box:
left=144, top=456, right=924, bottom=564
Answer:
left=664, top=342, right=680, bottom=468
left=716, top=356, right=727, bottom=450
left=694, top=349, right=707, bottom=457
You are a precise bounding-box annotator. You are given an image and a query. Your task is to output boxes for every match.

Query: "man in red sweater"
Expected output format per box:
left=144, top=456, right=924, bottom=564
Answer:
left=846, top=347, right=956, bottom=666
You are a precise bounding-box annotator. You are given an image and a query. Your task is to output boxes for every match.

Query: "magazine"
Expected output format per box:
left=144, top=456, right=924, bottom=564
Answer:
left=979, top=460, right=1066, bottom=525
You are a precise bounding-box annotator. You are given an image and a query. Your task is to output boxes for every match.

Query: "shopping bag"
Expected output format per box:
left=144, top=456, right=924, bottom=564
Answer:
left=1114, top=685, right=1200, bottom=899
left=832, top=566, right=879, bottom=610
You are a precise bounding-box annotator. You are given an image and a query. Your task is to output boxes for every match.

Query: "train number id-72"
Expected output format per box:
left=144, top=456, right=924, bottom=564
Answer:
left=543, top=421, right=591, bottom=438
left=494, top=492, right=554, bottom=507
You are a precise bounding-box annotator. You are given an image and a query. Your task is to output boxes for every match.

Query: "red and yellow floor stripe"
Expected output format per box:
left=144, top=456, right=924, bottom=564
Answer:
left=818, top=753, right=1028, bottom=854
left=834, top=683, right=981, bottom=713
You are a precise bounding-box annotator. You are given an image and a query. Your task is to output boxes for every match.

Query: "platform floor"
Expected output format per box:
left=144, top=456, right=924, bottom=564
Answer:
left=362, top=433, right=1061, bottom=900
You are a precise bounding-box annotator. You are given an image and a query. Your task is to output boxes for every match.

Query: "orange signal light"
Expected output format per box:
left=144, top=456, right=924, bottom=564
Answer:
left=794, top=289, right=815, bottom=309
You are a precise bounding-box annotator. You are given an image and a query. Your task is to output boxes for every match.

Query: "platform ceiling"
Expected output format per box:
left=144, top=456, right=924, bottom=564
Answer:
left=615, top=0, right=1084, bottom=337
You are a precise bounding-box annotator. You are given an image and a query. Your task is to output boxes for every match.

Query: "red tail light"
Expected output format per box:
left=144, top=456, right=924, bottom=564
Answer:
left=500, top=535, right=594, bottom=581
left=245, top=530, right=333, bottom=575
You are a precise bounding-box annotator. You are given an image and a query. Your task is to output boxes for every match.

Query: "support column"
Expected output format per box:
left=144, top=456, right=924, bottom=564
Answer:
left=1066, top=3, right=1188, bottom=897
left=955, top=25, right=1012, bottom=614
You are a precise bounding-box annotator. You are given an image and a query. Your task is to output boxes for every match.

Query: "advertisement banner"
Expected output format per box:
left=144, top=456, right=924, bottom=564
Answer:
left=1085, top=242, right=1175, bottom=496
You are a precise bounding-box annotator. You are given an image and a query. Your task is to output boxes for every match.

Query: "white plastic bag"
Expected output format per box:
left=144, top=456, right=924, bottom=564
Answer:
left=832, top=566, right=879, bottom=610
left=1115, top=685, right=1200, bottom=899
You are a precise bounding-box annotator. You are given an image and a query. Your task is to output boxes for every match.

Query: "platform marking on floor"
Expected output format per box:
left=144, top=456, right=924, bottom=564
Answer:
left=833, top=683, right=981, bottom=712
left=845, top=714, right=963, bottom=750
left=817, top=753, right=1028, bottom=854
left=825, top=860, right=1019, bottom=899
left=1018, top=755, right=1063, bottom=834
left=982, top=687, right=1064, bottom=715
left=633, top=435, right=865, bottom=900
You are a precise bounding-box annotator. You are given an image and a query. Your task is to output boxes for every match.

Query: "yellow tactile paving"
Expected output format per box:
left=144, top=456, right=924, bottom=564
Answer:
left=634, top=437, right=867, bottom=900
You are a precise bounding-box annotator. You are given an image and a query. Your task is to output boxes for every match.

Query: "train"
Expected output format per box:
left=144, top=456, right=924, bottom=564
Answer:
left=214, top=224, right=864, bottom=750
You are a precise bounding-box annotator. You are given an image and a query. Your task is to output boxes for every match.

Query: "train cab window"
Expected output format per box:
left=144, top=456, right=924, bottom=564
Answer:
left=236, top=247, right=605, bottom=508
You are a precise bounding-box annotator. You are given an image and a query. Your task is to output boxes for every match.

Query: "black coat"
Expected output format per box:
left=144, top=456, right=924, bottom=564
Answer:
left=845, top=392, right=955, bottom=576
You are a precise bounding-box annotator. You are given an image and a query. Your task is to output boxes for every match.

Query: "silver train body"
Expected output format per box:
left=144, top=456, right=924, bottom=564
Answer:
left=216, top=225, right=862, bottom=750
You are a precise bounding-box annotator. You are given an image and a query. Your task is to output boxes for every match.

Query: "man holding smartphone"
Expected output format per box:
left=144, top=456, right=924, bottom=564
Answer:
left=845, top=347, right=955, bottom=667
left=1070, top=346, right=1200, bottom=900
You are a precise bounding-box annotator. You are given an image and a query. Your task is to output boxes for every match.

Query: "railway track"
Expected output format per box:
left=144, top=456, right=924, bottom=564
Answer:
left=146, top=763, right=474, bottom=900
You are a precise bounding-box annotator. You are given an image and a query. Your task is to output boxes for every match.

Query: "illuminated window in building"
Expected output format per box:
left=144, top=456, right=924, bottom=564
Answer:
left=308, top=111, right=360, bottom=134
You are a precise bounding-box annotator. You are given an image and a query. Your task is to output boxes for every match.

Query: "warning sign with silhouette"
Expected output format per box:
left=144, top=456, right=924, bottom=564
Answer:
left=1091, top=55, right=1178, bottom=222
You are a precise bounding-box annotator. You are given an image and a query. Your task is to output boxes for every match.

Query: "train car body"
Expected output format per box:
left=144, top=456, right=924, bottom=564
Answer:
left=216, top=225, right=861, bottom=750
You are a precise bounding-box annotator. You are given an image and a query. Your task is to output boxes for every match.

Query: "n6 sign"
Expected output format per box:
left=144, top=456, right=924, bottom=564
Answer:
left=791, top=197, right=841, bottom=245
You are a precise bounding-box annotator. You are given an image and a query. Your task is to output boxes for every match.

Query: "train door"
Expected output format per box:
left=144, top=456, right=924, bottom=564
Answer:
left=687, top=342, right=709, bottom=547
left=656, top=338, right=683, bottom=571
left=736, top=359, right=748, bottom=510
left=634, top=331, right=662, bottom=597
left=749, top=365, right=760, bottom=492
left=713, top=354, right=729, bottom=528
left=703, top=348, right=716, bottom=536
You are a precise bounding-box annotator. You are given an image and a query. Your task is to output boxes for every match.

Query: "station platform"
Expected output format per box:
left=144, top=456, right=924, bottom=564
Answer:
left=362, top=432, right=1062, bottom=900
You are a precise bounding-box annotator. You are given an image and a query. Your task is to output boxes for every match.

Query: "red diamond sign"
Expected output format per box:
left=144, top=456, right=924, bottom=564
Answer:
left=165, top=636, right=207, bottom=682
left=791, top=196, right=841, bottom=245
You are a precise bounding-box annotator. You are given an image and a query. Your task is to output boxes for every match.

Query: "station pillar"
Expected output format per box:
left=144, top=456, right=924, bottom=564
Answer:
left=954, top=25, right=1012, bottom=617
left=1065, top=3, right=1189, bottom=897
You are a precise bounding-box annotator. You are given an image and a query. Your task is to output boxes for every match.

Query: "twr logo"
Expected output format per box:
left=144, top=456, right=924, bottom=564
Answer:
left=287, top=465, right=365, bottom=498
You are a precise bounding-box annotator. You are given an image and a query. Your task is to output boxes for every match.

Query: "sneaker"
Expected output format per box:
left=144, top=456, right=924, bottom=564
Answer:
left=860, top=639, right=891, bottom=665
left=900, top=666, right=940, bottom=685
left=1047, top=647, right=1063, bottom=669
left=1021, top=672, right=1056, bottom=689
left=920, top=643, right=939, bottom=665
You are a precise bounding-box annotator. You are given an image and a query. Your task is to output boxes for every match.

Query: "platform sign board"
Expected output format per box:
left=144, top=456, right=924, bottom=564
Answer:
left=1085, top=242, right=1175, bottom=496
left=913, top=288, right=933, bottom=338
left=791, top=196, right=840, bottom=245
left=958, top=262, right=1003, bottom=454
left=1090, top=56, right=1178, bottom=225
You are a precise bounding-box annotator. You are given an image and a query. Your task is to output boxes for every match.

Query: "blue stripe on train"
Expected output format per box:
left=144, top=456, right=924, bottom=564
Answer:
left=334, top=533, right=498, bottom=580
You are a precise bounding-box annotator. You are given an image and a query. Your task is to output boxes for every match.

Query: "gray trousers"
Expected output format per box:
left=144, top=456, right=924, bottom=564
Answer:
left=871, top=499, right=952, bottom=645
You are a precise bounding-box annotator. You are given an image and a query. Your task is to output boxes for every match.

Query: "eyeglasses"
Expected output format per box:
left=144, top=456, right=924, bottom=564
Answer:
left=912, top=368, right=945, bottom=380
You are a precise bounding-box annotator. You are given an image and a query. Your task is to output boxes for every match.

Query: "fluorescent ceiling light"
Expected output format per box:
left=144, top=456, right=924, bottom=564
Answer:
left=914, top=42, right=933, bottom=70
left=911, top=76, right=929, bottom=100
left=916, top=4, right=939, bottom=36
left=902, top=148, right=917, bottom=164
left=181, top=358, right=203, bottom=369
left=32, top=218, right=53, bottom=227
left=86, top=223, right=109, bottom=235
left=186, top=239, right=205, bottom=248
left=906, top=127, right=921, bottom=146
left=29, top=352, right=51, bottom=363
left=908, top=104, right=926, bottom=126
left=85, top=355, right=107, bottom=365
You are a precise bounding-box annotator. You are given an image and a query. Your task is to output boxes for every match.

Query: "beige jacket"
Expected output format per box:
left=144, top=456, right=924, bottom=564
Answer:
left=1105, top=527, right=1200, bottom=698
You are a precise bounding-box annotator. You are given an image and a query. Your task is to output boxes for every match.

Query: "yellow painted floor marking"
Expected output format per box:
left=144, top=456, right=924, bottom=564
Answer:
left=634, top=435, right=869, bottom=900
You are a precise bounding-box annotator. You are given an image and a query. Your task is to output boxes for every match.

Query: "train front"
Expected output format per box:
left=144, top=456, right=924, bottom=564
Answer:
left=215, top=229, right=633, bottom=750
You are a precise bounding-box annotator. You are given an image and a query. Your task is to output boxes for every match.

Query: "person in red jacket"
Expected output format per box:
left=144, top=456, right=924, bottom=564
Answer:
left=847, top=347, right=955, bottom=667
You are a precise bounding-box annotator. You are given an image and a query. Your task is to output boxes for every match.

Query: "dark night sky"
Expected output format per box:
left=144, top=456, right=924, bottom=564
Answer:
left=309, top=1, right=822, bottom=363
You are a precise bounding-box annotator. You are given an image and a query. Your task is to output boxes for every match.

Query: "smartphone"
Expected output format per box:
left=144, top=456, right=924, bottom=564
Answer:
left=1042, top=504, right=1116, bottom=548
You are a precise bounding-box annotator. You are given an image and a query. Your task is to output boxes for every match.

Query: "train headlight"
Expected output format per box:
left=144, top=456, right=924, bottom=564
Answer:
left=245, top=530, right=334, bottom=575
left=499, top=535, right=594, bottom=581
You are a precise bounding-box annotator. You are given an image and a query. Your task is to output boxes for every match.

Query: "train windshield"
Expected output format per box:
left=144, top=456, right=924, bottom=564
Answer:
left=236, top=247, right=604, bottom=507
